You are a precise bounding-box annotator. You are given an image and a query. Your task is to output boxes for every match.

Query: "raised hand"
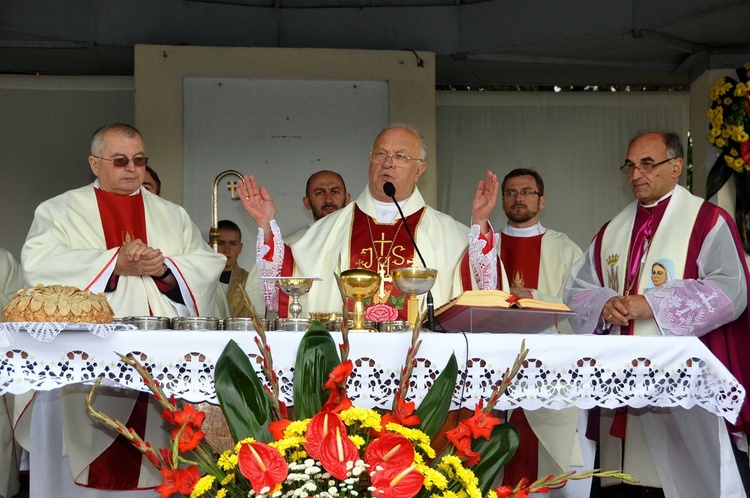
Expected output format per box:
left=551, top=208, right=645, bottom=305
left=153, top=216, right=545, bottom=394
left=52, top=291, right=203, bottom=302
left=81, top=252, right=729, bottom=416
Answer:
left=471, top=169, right=499, bottom=234
left=238, top=174, right=276, bottom=236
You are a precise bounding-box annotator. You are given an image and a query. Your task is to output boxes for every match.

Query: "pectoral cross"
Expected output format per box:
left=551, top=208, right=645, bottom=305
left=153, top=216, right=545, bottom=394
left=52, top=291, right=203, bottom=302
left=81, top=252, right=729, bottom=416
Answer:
left=377, top=259, right=392, bottom=300
left=227, top=180, right=239, bottom=200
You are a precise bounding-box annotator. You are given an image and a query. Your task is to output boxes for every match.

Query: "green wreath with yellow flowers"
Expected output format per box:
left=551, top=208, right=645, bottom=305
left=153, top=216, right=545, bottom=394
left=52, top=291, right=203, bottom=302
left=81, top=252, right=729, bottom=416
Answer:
left=706, top=62, right=750, bottom=253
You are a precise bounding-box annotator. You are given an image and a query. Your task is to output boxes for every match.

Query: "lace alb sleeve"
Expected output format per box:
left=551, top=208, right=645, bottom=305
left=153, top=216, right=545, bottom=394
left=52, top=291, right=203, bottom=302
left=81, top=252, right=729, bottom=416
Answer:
left=468, top=224, right=499, bottom=290
left=256, top=220, right=285, bottom=313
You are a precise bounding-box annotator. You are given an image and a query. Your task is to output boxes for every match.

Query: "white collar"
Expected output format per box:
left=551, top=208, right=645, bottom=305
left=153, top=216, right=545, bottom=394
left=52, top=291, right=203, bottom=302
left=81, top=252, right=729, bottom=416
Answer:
left=502, top=221, right=546, bottom=237
left=373, top=197, right=408, bottom=223
left=639, top=189, right=674, bottom=208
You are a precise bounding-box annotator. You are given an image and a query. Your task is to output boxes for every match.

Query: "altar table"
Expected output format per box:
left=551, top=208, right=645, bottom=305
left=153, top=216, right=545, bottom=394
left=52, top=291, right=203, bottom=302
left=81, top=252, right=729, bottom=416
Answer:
left=0, top=329, right=744, bottom=422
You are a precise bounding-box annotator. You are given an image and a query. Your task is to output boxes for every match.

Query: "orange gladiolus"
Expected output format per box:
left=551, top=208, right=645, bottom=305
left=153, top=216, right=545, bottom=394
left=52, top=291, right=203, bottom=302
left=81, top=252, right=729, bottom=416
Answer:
left=268, top=419, right=292, bottom=441
left=155, top=465, right=200, bottom=498
left=171, top=424, right=205, bottom=452
left=463, top=399, right=500, bottom=441
left=323, top=360, right=353, bottom=391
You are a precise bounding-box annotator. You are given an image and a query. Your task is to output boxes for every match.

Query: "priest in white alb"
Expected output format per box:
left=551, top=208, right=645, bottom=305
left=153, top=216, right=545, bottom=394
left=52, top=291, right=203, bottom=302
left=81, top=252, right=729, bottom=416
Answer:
left=238, top=124, right=507, bottom=322
left=20, top=123, right=229, bottom=497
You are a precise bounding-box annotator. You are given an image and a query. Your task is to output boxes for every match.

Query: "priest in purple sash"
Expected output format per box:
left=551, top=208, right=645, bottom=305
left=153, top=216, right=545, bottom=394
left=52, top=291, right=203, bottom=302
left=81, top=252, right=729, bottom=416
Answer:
left=564, top=131, right=750, bottom=498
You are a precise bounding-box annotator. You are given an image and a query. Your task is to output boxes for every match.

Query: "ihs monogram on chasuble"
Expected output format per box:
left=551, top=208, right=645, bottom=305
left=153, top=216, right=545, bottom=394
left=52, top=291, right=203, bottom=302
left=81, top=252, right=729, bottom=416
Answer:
left=357, top=220, right=411, bottom=305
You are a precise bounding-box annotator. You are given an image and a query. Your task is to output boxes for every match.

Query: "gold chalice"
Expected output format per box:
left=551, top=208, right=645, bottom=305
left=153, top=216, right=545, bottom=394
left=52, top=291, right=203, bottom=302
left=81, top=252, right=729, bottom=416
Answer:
left=391, top=267, right=437, bottom=326
left=340, top=269, right=380, bottom=332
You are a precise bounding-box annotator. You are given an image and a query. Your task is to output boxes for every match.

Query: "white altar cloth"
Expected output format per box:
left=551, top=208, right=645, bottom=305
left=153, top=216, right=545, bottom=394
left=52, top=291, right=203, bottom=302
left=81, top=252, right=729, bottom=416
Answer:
left=0, top=330, right=743, bottom=422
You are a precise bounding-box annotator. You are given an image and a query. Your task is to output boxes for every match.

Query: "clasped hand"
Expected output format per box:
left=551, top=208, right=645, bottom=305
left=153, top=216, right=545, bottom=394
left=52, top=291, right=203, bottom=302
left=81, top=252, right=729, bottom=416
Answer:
left=603, top=295, right=654, bottom=326
left=116, top=239, right=165, bottom=277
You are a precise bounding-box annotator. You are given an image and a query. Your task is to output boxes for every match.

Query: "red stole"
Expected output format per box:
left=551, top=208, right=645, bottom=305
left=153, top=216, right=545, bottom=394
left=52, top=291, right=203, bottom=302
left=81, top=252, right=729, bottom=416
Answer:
left=94, top=188, right=147, bottom=248
left=499, top=233, right=543, bottom=487
left=500, top=233, right=543, bottom=289
left=349, top=206, right=424, bottom=321
left=89, top=187, right=150, bottom=489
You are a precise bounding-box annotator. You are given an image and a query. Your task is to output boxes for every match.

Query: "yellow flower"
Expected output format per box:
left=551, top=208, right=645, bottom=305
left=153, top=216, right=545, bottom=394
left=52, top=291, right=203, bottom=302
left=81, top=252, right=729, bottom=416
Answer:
left=419, top=464, right=449, bottom=490
left=284, top=419, right=310, bottom=437
left=734, top=82, right=749, bottom=97
left=730, top=148, right=739, bottom=157
left=716, top=138, right=727, bottom=148
left=189, top=475, right=215, bottom=498
left=385, top=423, right=436, bottom=459
left=349, top=434, right=366, bottom=448
left=725, top=155, right=744, bottom=173
left=220, top=473, right=234, bottom=486
left=270, top=435, right=306, bottom=454
left=217, top=450, right=237, bottom=471
left=487, top=493, right=498, bottom=498
left=234, top=437, right=255, bottom=453
left=216, top=489, right=227, bottom=498
left=340, top=406, right=382, bottom=431
left=724, top=97, right=734, bottom=105
left=710, top=78, right=733, bottom=101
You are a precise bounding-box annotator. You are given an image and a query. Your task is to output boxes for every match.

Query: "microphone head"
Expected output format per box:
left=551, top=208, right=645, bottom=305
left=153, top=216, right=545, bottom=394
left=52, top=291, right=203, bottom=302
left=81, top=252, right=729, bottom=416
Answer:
left=383, top=182, right=396, bottom=198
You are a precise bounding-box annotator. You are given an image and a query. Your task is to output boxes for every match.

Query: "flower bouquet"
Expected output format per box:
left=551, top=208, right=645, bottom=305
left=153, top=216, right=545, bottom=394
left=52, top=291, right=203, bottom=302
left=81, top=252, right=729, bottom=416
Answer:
left=706, top=62, right=750, bottom=252
left=86, top=299, right=633, bottom=497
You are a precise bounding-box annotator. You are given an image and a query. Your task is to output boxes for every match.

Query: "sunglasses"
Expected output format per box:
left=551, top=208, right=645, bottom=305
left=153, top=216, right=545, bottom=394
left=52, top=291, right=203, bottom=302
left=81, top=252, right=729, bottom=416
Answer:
left=93, top=155, right=148, bottom=167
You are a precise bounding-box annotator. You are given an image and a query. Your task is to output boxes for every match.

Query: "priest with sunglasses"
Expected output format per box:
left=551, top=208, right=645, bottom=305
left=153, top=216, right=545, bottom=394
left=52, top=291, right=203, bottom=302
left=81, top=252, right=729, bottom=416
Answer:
left=19, top=123, right=229, bottom=496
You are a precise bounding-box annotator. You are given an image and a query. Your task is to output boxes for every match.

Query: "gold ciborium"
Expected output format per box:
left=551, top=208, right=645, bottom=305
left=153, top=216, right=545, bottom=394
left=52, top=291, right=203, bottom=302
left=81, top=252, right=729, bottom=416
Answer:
left=340, top=269, right=380, bottom=332
left=391, top=267, right=437, bottom=326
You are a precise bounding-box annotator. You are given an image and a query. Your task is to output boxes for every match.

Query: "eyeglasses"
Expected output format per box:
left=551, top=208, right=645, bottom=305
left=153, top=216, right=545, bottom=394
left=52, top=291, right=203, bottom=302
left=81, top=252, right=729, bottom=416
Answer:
left=94, top=155, right=148, bottom=168
left=619, top=157, right=678, bottom=175
left=370, top=150, right=424, bottom=165
left=502, top=188, right=540, bottom=199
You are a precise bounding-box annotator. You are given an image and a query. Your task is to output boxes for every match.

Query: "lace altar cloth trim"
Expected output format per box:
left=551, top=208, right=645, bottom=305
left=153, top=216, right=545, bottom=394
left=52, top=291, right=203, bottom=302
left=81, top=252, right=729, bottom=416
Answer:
left=0, top=331, right=743, bottom=422
left=0, top=322, right=136, bottom=347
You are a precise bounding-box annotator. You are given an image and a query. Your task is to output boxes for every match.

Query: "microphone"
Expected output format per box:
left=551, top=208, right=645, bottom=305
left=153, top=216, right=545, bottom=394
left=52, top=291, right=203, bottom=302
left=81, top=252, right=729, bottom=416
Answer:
left=383, top=182, right=437, bottom=332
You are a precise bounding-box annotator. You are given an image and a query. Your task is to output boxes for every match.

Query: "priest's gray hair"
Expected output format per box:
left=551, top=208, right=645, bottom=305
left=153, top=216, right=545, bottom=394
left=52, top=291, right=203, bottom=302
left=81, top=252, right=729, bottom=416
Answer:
left=629, top=131, right=684, bottom=160
left=381, top=123, right=427, bottom=162
left=91, top=123, right=142, bottom=156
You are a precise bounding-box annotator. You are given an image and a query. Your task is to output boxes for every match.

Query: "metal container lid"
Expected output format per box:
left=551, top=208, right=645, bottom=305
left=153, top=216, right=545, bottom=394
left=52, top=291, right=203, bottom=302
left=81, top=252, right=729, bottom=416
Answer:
left=121, top=316, right=172, bottom=330
left=171, top=316, right=220, bottom=330
left=222, top=317, right=258, bottom=331
left=274, top=317, right=311, bottom=332
left=377, top=320, right=409, bottom=332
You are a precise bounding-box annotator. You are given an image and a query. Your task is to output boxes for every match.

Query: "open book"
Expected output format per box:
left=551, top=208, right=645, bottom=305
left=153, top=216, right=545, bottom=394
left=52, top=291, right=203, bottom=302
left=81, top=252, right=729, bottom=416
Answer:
left=433, top=290, right=573, bottom=333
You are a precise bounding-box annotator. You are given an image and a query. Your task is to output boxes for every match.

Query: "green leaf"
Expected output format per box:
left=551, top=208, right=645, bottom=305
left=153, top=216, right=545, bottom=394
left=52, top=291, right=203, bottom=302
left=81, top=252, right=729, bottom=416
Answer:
left=292, top=320, right=341, bottom=419
left=416, top=353, right=458, bottom=439
left=472, top=422, right=520, bottom=496
left=214, top=339, right=273, bottom=443
left=706, top=154, right=733, bottom=201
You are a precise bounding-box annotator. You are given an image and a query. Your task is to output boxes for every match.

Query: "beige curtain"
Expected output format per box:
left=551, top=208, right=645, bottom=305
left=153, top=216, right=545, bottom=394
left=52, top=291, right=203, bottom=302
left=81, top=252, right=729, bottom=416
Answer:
left=436, top=91, right=690, bottom=249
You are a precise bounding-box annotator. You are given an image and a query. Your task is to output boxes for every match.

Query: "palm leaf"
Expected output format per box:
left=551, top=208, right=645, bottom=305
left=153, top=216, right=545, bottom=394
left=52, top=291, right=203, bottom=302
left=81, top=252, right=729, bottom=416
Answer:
left=472, top=422, right=520, bottom=495
left=415, top=353, right=458, bottom=439
left=292, top=320, right=341, bottom=419
left=214, top=339, right=273, bottom=443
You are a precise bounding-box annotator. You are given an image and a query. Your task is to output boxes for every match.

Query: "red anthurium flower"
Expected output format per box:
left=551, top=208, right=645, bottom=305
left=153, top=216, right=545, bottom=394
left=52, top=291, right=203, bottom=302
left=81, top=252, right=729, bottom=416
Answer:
left=318, top=426, right=360, bottom=480
left=269, top=419, right=292, bottom=441
left=324, top=360, right=353, bottom=391
left=364, top=433, right=415, bottom=471
left=304, top=412, right=347, bottom=460
left=369, top=464, right=424, bottom=498
left=155, top=466, right=201, bottom=498
left=171, top=424, right=205, bottom=452
left=237, top=441, right=289, bottom=494
left=463, top=399, right=501, bottom=441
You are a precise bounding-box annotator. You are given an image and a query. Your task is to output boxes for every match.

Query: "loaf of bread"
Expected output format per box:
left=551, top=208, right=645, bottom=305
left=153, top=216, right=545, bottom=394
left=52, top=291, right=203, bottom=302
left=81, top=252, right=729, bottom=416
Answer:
left=2, top=284, right=114, bottom=323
